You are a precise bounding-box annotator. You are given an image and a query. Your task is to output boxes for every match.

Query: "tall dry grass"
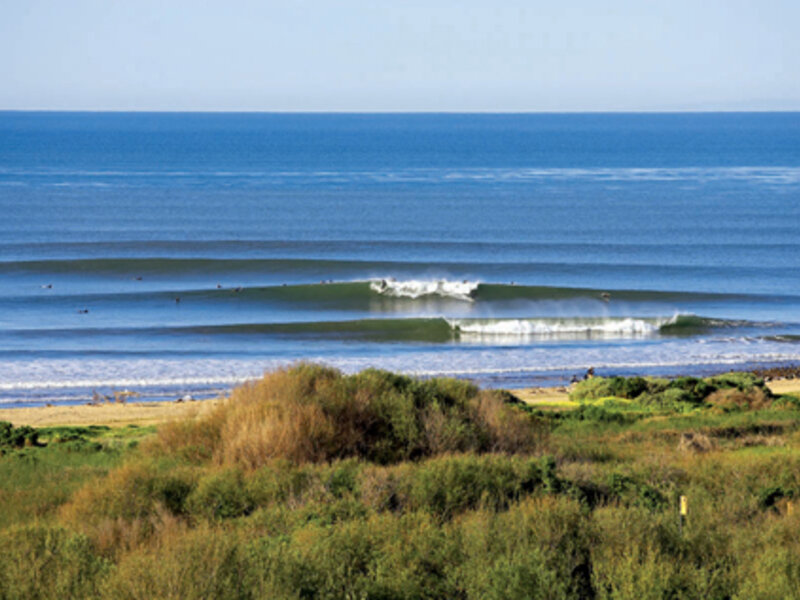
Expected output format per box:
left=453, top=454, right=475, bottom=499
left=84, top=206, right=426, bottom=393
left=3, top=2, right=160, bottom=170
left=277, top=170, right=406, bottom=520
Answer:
left=149, top=364, right=545, bottom=468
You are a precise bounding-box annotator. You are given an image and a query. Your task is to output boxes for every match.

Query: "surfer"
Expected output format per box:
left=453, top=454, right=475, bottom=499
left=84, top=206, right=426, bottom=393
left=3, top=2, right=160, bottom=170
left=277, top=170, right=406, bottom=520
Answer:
left=600, top=292, right=611, bottom=302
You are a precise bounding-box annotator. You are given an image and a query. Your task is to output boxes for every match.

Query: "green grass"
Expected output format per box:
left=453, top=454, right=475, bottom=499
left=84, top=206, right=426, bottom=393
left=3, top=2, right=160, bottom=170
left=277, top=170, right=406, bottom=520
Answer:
left=0, top=424, right=149, bottom=529
left=2, top=367, right=800, bottom=598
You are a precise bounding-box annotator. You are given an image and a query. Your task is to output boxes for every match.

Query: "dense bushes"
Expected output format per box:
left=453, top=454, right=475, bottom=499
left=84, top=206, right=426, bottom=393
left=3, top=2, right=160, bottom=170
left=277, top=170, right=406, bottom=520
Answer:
left=91, top=497, right=594, bottom=600
left=18, top=499, right=588, bottom=599
left=0, top=526, right=110, bottom=600
left=60, top=460, right=197, bottom=527
left=187, top=469, right=255, bottom=520
left=152, top=364, right=544, bottom=467
left=9, top=496, right=800, bottom=598
left=0, top=421, right=39, bottom=452
left=60, top=454, right=567, bottom=530
left=4, top=366, right=800, bottom=598
left=570, top=372, right=780, bottom=411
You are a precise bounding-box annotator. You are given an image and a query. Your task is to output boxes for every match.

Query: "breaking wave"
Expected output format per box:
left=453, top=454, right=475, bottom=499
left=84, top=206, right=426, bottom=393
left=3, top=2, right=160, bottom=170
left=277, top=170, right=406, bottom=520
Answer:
left=369, top=278, right=479, bottom=301
left=0, top=314, right=753, bottom=345
left=448, top=316, right=673, bottom=337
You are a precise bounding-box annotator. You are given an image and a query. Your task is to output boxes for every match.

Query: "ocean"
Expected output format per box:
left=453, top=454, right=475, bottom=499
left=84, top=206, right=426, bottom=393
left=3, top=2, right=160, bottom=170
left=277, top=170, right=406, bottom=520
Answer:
left=2, top=111, right=800, bottom=406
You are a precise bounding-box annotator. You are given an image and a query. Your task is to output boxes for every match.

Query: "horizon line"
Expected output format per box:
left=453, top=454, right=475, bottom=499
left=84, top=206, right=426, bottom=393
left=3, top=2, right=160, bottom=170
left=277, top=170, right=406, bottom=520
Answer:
left=2, top=108, right=800, bottom=115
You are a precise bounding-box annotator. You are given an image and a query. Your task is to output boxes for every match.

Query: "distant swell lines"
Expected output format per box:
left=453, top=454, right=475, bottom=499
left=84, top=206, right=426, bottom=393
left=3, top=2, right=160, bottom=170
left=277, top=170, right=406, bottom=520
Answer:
left=2, top=166, right=800, bottom=185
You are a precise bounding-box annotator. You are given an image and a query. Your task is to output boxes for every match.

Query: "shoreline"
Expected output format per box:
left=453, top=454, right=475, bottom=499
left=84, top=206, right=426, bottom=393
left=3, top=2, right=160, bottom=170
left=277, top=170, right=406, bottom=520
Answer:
left=2, top=377, right=799, bottom=428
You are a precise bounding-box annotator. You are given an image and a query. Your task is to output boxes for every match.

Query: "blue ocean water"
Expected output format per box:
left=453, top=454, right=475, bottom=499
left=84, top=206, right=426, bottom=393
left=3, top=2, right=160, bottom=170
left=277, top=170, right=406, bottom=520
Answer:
left=1, top=112, right=800, bottom=406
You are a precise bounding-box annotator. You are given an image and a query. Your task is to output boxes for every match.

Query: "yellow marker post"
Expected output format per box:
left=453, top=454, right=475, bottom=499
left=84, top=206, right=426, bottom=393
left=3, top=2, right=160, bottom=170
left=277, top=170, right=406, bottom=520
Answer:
left=679, top=495, right=687, bottom=535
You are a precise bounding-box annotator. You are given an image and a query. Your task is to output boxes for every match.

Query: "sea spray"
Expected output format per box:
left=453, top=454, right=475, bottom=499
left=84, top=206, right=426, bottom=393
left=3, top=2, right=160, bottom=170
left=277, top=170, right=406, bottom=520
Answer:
left=370, top=278, right=479, bottom=301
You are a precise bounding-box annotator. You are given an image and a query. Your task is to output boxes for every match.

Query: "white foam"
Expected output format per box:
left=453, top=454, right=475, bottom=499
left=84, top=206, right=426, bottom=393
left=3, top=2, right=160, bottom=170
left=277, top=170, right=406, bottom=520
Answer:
left=0, top=375, right=250, bottom=391
left=369, top=278, right=478, bottom=301
left=0, top=357, right=266, bottom=394
left=447, top=317, right=673, bottom=338
left=1, top=328, right=798, bottom=404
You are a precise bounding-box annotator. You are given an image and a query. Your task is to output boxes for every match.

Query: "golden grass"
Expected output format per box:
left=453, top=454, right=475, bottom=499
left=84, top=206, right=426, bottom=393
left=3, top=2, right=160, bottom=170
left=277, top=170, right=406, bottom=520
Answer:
left=147, top=364, right=546, bottom=468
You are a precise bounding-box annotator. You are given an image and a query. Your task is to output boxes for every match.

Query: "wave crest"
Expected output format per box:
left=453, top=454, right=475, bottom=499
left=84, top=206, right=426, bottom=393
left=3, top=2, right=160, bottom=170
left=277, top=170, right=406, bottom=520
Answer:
left=448, top=316, right=677, bottom=338
left=369, top=278, right=478, bottom=301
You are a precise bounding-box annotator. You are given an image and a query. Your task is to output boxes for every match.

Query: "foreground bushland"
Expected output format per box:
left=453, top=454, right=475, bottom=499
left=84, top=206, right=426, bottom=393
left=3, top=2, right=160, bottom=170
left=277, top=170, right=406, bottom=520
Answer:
left=2, top=365, right=800, bottom=599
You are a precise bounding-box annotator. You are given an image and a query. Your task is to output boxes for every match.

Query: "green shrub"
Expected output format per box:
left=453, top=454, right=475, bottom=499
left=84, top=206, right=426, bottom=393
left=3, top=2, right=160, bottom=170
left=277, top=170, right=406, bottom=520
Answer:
left=756, top=485, right=791, bottom=511
left=456, top=551, right=565, bottom=600
left=244, top=511, right=457, bottom=599
left=571, top=372, right=776, bottom=412
left=708, top=372, right=766, bottom=392
left=38, top=425, right=110, bottom=442
left=736, top=547, right=800, bottom=599
left=325, top=459, right=361, bottom=498
left=243, top=499, right=592, bottom=599
left=0, top=526, right=109, bottom=600
left=668, top=376, right=715, bottom=400
left=100, top=526, right=247, bottom=600
left=385, top=454, right=555, bottom=519
left=565, top=404, right=641, bottom=424
left=607, top=473, right=667, bottom=511
left=570, top=376, right=649, bottom=401
left=58, top=438, right=104, bottom=453
left=569, top=377, right=618, bottom=401
left=62, top=461, right=196, bottom=524
left=0, top=422, right=39, bottom=450
left=637, top=387, right=696, bottom=410
left=607, top=376, right=649, bottom=399
left=246, top=461, right=319, bottom=507
left=772, top=394, right=800, bottom=409
left=453, top=497, right=594, bottom=599
left=186, top=469, right=254, bottom=520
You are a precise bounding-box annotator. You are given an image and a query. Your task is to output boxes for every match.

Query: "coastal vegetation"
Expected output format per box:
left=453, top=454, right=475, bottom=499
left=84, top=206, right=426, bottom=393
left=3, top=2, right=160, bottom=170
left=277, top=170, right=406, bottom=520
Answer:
left=1, top=365, right=800, bottom=598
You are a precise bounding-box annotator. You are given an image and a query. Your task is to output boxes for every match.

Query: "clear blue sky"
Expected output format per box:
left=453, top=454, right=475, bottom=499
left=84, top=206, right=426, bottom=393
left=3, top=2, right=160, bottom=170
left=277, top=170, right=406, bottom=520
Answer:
left=2, top=0, right=799, bottom=111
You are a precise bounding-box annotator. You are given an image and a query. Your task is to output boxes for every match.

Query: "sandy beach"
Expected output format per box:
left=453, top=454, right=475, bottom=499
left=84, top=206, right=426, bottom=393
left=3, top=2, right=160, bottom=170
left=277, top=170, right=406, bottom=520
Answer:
left=2, top=379, right=799, bottom=428
left=0, top=397, right=224, bottom=428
